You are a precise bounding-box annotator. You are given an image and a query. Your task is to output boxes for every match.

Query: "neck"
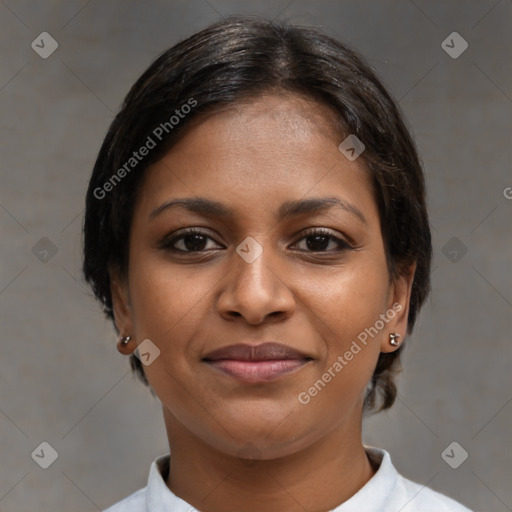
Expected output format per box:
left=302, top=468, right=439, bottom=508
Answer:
left=162, top=408, right=376, bottom=512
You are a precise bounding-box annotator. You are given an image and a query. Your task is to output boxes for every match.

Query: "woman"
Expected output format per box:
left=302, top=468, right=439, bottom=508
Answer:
left=83, top=15, right=473, bottom=512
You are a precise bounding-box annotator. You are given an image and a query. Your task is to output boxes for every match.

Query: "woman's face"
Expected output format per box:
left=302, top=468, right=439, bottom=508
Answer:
left=111, top=93, right=414, bottom=460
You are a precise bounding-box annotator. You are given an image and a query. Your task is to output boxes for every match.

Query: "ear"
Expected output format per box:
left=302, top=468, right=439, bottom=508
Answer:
left=380, top=262, right=417, bottom=354
left=109, top=266, right=136, bottom=355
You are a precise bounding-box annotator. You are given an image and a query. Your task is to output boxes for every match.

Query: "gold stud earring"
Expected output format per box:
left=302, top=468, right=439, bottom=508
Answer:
left=120, top=335, right=132, bottom=345
left=389, top=333, right=401, bottom=346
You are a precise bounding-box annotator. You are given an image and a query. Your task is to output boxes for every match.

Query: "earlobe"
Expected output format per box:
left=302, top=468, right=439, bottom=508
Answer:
left=380, top=262, right=417, bottom=354
left=109, top=268, right=135, bottom=355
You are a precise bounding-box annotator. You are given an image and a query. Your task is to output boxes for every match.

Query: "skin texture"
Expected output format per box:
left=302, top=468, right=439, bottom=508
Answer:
left=111, top=93, right=415, bottom=512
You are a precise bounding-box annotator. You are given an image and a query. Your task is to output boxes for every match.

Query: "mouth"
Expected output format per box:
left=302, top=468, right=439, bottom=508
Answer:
left=202, top=342, right=313, bottom=383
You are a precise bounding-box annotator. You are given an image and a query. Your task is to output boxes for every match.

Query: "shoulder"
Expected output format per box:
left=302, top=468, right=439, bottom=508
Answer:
left=360, top=446, right=474, bottom=512
left=395, top=473, right=474, bottom=511
left=102, top=487, right=146, bottom=512
left=102, top=452, right=171, bottom=511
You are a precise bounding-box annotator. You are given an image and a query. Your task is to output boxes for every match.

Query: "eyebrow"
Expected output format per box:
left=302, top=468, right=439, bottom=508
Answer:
left=149, top=196, right=367, bottom=224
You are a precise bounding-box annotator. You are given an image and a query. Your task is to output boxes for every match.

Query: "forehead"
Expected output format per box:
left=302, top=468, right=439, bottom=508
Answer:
left=133, top=93, right=378, bottom=226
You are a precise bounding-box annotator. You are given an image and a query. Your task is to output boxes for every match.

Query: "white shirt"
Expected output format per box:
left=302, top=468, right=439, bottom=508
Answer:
left=103, top=446, right=473, bottom=511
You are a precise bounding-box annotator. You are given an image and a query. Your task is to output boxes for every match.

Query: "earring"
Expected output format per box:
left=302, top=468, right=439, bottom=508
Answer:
left=120, top=335, right=132, bottom=345
left=389, top=333, right=401, bottom=346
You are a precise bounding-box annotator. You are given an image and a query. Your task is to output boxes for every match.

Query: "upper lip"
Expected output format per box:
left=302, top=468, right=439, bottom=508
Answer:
left=202, top=342, right=311, bottom=362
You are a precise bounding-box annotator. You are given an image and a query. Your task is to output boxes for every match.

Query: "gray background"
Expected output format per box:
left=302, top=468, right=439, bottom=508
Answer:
left=0, top=1, right=511, bottom=511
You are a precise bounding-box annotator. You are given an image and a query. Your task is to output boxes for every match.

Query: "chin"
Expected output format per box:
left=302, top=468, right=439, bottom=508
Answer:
left=224, top=436, right=308, bottom=462
left=218, top=416, right=314, bottom=458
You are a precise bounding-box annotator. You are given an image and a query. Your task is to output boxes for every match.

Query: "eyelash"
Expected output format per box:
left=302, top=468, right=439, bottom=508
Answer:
left=159, top=227, right=353, bottom=255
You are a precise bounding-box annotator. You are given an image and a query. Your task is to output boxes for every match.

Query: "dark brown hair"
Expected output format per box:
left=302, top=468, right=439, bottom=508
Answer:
left=82, top=15, right=432, bottom=413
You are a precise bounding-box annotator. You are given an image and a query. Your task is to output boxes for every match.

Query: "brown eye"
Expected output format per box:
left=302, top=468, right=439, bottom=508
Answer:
left=159, top=229, right=222, bottom=253
left=293, top=229, right=352, bottom=253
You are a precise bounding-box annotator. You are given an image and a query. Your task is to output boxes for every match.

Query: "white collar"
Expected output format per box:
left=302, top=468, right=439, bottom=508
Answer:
left=112, top=445, right=472, bottom=511
left=145, top=446, right=397, bottom=511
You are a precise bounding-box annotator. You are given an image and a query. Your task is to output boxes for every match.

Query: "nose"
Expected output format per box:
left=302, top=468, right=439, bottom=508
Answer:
left=216, top=243, right=296, bottom=325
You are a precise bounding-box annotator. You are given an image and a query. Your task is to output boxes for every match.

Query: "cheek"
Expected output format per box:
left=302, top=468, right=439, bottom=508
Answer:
left=299, top=257, right=390, bottom=388
left=128, top=253, right=207, bottom=333
left=128, top=242, right=391, bottom=361
left=127, top=262, right=203, bottom=391
left=304, top=255, right=390, bottom=332
left=126, top=252, right=222, bottom=389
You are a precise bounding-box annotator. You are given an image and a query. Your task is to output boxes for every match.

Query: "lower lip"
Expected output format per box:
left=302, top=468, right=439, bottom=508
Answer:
left=205, top=359, right=309, bottom=383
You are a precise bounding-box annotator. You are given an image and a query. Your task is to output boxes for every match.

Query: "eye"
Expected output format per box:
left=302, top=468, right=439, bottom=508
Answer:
left=159, top=227, right=353, bottom=254
left=159, top=228, right=222, bottom=253
left=292, top=228, right=353, bottom=253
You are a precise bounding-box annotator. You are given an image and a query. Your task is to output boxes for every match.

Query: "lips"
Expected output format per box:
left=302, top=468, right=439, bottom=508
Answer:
left=203, top=342, right=309, bottom=362
left=203, top=342, right=312, bottom=383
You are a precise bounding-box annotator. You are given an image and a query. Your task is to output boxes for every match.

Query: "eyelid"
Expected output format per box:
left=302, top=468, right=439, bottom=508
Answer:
left=293, top=227, right=354, bottom=251
left=157, top=227, right=223, bottom=250
left=159, top=226, right=354, bottom=253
